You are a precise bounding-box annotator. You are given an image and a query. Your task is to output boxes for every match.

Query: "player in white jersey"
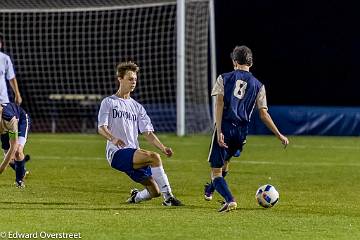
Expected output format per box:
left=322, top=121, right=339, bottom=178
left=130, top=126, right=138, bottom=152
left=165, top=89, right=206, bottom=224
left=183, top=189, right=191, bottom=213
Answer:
left=0, top=33, right=30, bottom=176
left=0, top=33, right=22, bottom=106
left=98, top=61, right=183, bottom=206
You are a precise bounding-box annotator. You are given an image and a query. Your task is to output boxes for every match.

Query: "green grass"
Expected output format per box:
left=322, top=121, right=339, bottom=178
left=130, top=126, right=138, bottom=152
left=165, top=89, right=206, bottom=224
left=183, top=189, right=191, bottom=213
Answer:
left=0, top=134, right=359, bottom=239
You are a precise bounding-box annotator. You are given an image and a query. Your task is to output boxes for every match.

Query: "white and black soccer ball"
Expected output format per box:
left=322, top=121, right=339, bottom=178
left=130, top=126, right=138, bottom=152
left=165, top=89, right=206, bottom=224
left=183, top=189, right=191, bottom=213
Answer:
left=255, top=184, right=279, bottom=208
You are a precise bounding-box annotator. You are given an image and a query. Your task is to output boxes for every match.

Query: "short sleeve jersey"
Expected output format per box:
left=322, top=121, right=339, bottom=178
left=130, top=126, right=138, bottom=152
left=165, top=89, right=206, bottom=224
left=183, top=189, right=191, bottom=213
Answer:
left=98, top=95, right=154, bottom=164
left=211, top=69, right=267, bottom=125
left=0, top=52, right=15, bottom=104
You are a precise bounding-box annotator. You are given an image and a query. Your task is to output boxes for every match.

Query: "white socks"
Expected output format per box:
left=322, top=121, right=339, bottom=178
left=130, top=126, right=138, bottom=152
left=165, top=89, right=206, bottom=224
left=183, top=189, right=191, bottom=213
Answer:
left=151, top=166, right=173, bottom=200
left=134, top=189, right=151, bottom=203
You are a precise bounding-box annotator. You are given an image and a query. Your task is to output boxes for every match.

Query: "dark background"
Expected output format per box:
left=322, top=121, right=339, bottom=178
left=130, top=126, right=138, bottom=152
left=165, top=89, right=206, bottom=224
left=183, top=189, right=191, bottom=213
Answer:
left=214, top=0, right=359, bottom=106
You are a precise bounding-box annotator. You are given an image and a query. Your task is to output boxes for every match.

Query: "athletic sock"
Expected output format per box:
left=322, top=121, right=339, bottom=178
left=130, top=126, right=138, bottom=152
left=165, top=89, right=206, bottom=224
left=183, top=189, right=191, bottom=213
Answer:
left=209, top=170, right=228, bottom=192
left=9, top=162, right=15, bottom=171
left=14, top=160, right=25, bottom=183
left=213, top=177, right=234, bottom=203
left=151, top=166, right=173, bottom=200
left=134, top=189, right=152, bottom=203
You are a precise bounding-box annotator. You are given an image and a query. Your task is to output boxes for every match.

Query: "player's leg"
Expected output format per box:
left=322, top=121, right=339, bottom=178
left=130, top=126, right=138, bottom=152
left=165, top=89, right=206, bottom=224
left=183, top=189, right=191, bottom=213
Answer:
left=207, top=130, right=236, bottom=212
left=204, top=128, right=217, bottom=200
left=204, top=129, right=234, bottom=201
left=14, top=141, right=26, bottom=188
left=111, top=148, right=156, bottom=203
left=213, top=127, right=247, bottom=211
left=127, top=176, right=161, bottom=203
left=205, top=152, right=233, bottom=201
left=133, top=149, right=183, bottom=206
left=211, top=167, right=237, bottom=212
left=205, top=136, right=246, bottom=200
left=14, top=111, right=30, bottom=187
left=1, top=133, right=12, bottom=168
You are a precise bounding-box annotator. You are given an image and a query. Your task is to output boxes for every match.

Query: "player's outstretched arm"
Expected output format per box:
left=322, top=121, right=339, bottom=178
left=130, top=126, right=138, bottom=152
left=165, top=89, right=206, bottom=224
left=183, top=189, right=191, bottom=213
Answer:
left=97, top=125, right=125, bottom=148
left=0, top=136, right=18, bottom=173
left=142, top=131, right=173, bottom=157
left=258, top=108, right=289, bottom=147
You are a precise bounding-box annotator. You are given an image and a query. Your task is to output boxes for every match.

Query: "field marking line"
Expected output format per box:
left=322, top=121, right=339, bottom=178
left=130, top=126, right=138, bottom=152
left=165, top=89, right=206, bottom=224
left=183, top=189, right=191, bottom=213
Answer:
left=31, top=138, right=360, bottom=150
left=33, top=155, right=360, bottom=167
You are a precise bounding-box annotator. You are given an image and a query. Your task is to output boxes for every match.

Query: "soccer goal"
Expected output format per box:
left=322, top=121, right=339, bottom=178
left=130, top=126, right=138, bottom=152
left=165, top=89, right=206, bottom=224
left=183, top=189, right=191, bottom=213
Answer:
left=0, top=0, right=213, bottom=134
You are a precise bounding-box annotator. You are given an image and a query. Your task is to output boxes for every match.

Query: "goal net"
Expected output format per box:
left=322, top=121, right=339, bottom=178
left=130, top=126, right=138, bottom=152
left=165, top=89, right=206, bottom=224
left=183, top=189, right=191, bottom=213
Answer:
left=0, top=0, right=212, bottom=134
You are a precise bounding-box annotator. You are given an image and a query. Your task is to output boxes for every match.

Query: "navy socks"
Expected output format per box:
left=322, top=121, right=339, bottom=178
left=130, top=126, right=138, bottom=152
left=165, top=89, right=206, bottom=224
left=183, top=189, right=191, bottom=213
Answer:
left=14, top=160, right=25, bottom=183
left=9, top=162, right=16, bottom=171
left=208, top=171, right=228, bottom=193
left=212, top=177, right=234, bottom=203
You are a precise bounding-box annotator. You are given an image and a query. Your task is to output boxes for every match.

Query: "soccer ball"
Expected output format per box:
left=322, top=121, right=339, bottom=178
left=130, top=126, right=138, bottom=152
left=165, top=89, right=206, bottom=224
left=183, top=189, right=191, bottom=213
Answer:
left=255, top=184, right=279, bottom=208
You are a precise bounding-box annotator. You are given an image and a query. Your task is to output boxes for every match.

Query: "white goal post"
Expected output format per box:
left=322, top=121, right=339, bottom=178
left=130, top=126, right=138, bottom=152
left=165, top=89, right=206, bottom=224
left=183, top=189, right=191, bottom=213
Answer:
left=0, top=0, right=214, bottom=135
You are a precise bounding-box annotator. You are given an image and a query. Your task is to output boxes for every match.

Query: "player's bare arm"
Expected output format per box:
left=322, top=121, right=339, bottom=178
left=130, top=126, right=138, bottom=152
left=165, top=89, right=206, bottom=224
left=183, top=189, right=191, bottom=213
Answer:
left=0, top=134, right=18, bottom=173
left=9, top=77, right=22, bottom=105
left=215, top=94, right=228, bottom=148
left=142, top=131, right=173, bottom=157
left=258, top=108, right=289, bottom=146
left=98, top=125, right=125, bottom=148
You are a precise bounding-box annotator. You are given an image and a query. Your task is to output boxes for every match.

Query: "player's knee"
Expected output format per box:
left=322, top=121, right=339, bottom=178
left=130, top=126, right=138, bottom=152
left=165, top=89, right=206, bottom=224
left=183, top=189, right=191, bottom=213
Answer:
left=211, top=168, right=223, bottom=180
left=15, top=151, right=24, bottom=161
left=149, top=152, right=161, bottom=164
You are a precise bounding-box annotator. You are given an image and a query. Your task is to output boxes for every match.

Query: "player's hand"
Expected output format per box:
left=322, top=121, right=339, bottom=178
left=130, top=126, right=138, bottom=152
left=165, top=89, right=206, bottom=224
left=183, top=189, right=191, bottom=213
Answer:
left=217, top=132, right=228, bottom=148
left=278, top=134, right=289, bottom=148
left=15, top=95, right=22, bottom=105
left=111, top=138, right=125, bottom=148
left=162, top=147, right=173, bottom=157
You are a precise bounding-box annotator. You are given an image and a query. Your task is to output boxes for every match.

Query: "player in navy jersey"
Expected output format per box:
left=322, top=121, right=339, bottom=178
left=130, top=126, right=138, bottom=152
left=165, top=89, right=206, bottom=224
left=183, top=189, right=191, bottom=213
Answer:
left=98, top=61, right=183, bottom=206
left=205, top=46, right=289, bottom=212
left=0, top=102, right=30, bottom=188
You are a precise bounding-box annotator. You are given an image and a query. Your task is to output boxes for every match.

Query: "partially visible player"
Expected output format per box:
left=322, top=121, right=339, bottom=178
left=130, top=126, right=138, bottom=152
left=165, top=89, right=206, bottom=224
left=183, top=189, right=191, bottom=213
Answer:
left=98, top=61, right=183, bottom=206
left=205, top=45, right=289, bottom=212
left=0, top=33, right=22, bottom=106
left=0, top=102, right=31, bottom=188
left=0, top=33, right=30, bottom=173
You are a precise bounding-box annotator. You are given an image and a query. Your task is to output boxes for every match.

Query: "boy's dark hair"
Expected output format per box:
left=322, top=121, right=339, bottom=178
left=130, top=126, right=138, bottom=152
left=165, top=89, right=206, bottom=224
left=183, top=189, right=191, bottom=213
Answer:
left=116, top=61, right=139, bottom=78
left=231, top=45, right=253, bottom=66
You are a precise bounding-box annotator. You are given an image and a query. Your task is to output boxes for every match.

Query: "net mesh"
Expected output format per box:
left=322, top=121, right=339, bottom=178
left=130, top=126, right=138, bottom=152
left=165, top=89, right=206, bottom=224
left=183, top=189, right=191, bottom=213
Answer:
left=0, top=0, right=211, bottom=133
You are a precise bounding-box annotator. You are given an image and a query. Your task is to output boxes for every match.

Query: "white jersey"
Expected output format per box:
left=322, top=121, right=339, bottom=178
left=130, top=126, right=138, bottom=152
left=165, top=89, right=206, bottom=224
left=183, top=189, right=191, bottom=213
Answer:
left=98, top=95, right=154, bottom=164
left=0, top=52, right=15, bottom=104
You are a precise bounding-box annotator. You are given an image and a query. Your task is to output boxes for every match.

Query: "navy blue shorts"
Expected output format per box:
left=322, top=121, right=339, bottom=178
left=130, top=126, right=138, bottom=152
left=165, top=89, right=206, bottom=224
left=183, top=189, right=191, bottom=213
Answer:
left=208, top=121, right=248, bottom=168
left=18, top=110, right=30, bottom=138
left=111, top=148, right=152, bottom=183
left=1, top=110, right=30, bottom=150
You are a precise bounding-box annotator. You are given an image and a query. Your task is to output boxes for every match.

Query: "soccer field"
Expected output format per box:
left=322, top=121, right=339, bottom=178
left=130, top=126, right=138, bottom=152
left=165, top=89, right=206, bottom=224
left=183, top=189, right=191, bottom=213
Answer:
left=0, top=134, right=359, bottom=239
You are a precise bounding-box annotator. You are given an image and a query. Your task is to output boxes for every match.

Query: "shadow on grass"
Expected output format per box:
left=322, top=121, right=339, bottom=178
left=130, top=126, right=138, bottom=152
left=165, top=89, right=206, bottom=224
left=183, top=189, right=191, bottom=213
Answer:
left=0, top=201, right=266, bottom=212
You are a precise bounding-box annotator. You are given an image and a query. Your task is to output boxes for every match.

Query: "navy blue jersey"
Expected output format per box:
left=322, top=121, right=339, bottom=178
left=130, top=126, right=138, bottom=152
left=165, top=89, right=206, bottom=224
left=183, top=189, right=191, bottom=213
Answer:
left=221, top=70, right=263, bottom=125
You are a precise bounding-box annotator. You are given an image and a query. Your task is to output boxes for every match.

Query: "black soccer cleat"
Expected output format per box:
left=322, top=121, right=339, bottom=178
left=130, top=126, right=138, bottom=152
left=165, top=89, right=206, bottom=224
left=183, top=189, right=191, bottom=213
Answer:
left=162, top=196, right=184, bottom=206
left=126, top=189, right=139, bottom=203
